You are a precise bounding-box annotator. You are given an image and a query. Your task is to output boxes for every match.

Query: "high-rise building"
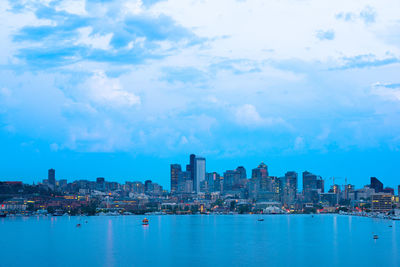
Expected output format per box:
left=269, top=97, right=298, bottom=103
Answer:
left=252, top=162, right=269, bottom=191
left=178, top=171, right=192, bottom=193
left=316, top=179, right=324, bottom=193
left=236, top=166, right=247, bottom=180
left=370, top=177, right=383, bottom=193
left=282, top=171, right=298, bottom=205
left=144, top=180, right=153, bottom=193
left=189, top=154, right=196, bottom=181
left=252, top=162, right=268, bottom=180
left=194, top=157, right=206, bottom=193
left=96, top=177, right=105, bottom=191
left=223, top=166, right=247, bottom=192
left=58, top=179, right=67, bottom=191
left=303, top=171, right=323, bottom=203
left=170, top=164, right=181, bottom=193
left=223, top=170, right=237, bottom=191
left=48, top=169, right=55, bottom=189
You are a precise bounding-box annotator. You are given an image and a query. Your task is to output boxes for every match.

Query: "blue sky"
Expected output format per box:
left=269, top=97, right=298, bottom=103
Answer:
left=1, top=0, right=400, bottom=190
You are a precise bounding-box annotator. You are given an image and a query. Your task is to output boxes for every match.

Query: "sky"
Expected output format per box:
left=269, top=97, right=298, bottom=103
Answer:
left=0, top=0, right=400, bottom=190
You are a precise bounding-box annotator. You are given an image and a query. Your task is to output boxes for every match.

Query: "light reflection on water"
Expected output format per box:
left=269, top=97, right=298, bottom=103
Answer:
left=0, top=214, right=399, bottom=267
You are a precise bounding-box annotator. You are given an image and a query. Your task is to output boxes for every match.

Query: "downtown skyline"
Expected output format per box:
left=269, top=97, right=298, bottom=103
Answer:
left=1, top=1, right=400, bottom=187
left=1, top=153, right=399, bottom=191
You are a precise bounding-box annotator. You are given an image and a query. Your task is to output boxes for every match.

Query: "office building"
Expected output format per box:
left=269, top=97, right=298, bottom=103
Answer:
left=370, top=177, right=383, bottom=193
left=48, top=168, right=55, bottom=189
left=303, top=171, right=323, bottom=203
left=282, top=171, right=298, bottom=205
left=372, top=193, right=392, bottom=212
left=194, top=157, right=206, bottom=193
left=170, top=164, right=181, bottom=193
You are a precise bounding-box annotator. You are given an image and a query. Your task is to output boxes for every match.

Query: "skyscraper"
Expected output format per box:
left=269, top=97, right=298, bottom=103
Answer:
left=170, top=164, right=181, bottom=193
left=236, top=166, right=247, bottom=180
left=144, top=180, right=153, bottom=193
left=96, top=177, right=105, bottom=191
left=223, top=170, right=237, bottom=191
left=283, top=171, right=298, bottom=205
left=48, top=168, right=55, bottom=189
left=302, top=171, right=323, bottom=203
left=189, top=154, right=196, bottom=181
left=178, top=171, right=192, bottom=193
left=370, top=177, right=383, bottom=193
left=194, top=157, right=206, bottom=193
left=252, top=162, right=269, bottom=191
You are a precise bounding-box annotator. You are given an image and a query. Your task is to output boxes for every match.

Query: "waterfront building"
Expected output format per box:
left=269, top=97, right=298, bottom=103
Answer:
left=370, top=177, right=383, bottom=193
left=320, top=193, right=337, bottom=207
left=0, top=198, right=27, bottom=211
left=371, top=193, right=393, bottom=212
left=348, top=186, right=375, bottom=201
left=170, top=164, right=181, bottom=193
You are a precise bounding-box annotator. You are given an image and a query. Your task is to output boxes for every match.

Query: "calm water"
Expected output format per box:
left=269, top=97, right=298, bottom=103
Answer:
left=0, top=214, right=399, bottom=267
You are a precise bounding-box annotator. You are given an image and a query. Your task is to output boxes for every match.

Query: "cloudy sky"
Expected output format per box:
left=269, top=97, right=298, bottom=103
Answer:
left=1, top=0, right=400, bottom=189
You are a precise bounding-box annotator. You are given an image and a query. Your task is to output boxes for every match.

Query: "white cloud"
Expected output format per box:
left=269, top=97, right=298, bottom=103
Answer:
left=83, top=71, right=141, bottom=108
left=371, top=82, right=400, bottom=101
left=155, top=0, right=400, bottom=62
left=55, top=0, right=87, bottom=15
left=234, top=104, right=285, bottom=127
left=123, top=0, right=144, bottom=15
left=75, top=27, right=113, bottom=50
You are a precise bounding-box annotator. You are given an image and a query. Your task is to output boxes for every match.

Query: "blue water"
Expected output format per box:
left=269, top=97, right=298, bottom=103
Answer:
left=0, top=215, right=398, bottom=267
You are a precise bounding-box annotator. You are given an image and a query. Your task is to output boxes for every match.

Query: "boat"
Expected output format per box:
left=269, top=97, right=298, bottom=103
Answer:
left=0, top=213, right=7, bottom=218
left=142, top=218, right=149, bottom=225
left=373, top=234, right=378, bottom=240
left=258, top=218, right=264, bottom=221
left=76, top=224, right=81, bottom=227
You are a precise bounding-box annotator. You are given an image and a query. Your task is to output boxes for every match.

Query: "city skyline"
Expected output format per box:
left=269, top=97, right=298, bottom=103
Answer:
left=2, top=154, right=398, bottom=192
left=2, top=153, right=398, bottom=217
left=1, top=1, right=400, bottom=188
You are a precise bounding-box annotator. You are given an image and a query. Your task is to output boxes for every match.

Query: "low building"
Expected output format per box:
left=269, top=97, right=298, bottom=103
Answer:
left=372, top=193, right=392, bottom=212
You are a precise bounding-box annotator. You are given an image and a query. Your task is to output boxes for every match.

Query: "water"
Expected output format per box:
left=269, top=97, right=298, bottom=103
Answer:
left=0, top=215, right=399, bottom=267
